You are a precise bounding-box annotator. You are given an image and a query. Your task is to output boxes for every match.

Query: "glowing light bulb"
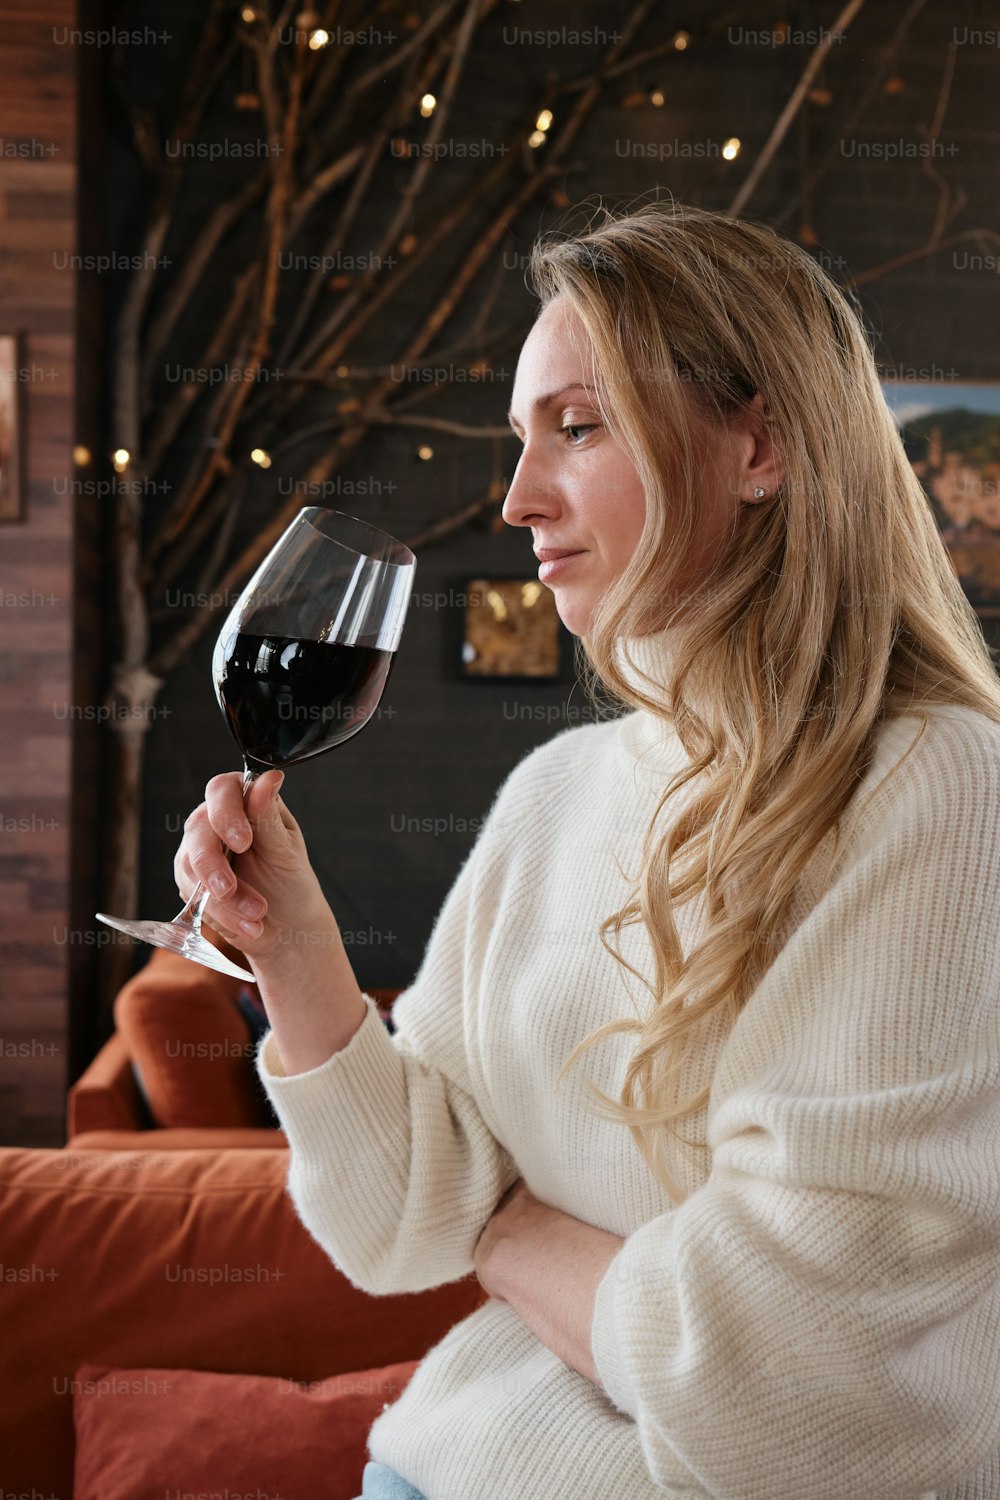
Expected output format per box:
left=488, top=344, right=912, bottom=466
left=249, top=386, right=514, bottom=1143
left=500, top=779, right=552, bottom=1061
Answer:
left=73, top=445, right=91, bottom=466
left=527, top=129, right=546, bottom=149
left=417, top=444, right=434, bottom=461
left=673, top=30, right=691, bottom=49
left=112, top=448, right=130, bottom=472
left=535, top=109, right=553, bottom=131
left=250, top=448, right=272, bottom=468
left=722, top=137, right=741, bottom=160
left=649, top=88, right=665, bottom=107
left=240, top=5, right=257, bottom=21
left=420, top=93, right=437, bottom=117
left=308, top=28, right=330, bottom=49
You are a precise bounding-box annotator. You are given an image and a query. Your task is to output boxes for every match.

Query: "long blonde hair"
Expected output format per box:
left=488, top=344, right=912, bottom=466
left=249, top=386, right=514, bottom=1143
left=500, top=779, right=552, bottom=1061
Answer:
left=535, top=198, right=1000, bottom=1203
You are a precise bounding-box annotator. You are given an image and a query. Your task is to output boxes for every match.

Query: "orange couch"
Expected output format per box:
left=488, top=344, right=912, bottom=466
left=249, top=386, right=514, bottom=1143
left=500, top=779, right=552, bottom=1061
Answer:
left=67, top=944, right=404, bottom=1151
left=1, top=949, right=488, bottom=1495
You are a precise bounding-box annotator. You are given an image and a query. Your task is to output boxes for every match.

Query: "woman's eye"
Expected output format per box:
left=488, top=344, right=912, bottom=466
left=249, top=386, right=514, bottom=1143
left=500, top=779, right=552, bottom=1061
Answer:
left=561, top=423, right=597, bottom=444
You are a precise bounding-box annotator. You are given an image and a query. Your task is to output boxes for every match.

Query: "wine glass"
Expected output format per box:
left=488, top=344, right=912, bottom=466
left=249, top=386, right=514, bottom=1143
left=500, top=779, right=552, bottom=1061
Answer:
left=96, top=507, right=416, bottom=982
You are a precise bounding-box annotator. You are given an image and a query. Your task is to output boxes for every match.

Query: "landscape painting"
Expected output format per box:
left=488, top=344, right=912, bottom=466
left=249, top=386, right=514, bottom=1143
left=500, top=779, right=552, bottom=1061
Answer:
left=883, top=381, right=1000, bottom=619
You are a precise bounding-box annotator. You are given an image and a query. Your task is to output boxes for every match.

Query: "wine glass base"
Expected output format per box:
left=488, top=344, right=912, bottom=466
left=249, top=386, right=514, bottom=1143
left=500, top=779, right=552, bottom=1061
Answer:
left=95, top=912, right=257, bottom=983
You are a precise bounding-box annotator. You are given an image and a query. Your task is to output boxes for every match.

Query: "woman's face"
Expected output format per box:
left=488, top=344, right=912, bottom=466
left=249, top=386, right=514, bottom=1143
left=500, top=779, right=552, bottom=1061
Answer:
left=503, top=295, right=778, bottom=637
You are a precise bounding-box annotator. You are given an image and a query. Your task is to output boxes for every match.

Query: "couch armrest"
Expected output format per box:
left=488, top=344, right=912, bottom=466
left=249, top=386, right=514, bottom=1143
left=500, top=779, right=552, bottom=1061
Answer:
left=67, top=1126, right=288, bottom=1150
left=0, top=1145, right=488, bottom=1496
left=66, top=1032, right=144, bottom=1138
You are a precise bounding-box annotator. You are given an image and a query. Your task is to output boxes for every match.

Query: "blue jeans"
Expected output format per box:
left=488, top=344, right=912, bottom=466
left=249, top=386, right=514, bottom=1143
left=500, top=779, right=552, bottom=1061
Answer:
left=354, top=1459, right=428, bottom=1499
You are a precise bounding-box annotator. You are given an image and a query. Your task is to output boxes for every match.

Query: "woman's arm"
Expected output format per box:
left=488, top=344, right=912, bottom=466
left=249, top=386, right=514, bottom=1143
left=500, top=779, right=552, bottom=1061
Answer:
left=473, top=1180, right=624, bottom=1386
left=254, top=780, right=524, bottom=1297
left=176, top=769, right=369, bottom=1073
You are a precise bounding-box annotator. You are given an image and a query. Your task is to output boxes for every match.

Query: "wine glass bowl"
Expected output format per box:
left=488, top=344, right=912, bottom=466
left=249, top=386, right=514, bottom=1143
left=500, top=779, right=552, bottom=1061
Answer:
left=96, top=508, right=416, bottom=982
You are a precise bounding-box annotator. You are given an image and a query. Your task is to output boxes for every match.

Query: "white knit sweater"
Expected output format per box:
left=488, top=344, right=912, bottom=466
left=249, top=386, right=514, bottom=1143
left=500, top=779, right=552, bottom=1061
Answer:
left=256, top=688, right=1000, bottom=1500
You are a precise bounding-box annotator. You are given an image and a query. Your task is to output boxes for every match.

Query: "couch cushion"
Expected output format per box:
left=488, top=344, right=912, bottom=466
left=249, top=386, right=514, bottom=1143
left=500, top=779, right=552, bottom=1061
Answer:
left=0, top=1145, right=488, bottom=1496
left=72, top=1358, right=419, bottom=1499
left=113, top=948, right=272, bottom=1129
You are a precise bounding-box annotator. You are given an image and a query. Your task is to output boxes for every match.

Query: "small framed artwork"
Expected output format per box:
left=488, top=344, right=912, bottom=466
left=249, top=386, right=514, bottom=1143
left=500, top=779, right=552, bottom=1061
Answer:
left=883, top=380, right=1000, bottom=618
left=461, top=576, right=564, bottom=679
left=0, top=334, right=24, bottom=523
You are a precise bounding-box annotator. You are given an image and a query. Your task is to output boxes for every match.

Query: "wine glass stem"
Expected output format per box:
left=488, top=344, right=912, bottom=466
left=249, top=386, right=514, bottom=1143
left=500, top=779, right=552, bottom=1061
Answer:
left=173, top=765, right=261, bottom=934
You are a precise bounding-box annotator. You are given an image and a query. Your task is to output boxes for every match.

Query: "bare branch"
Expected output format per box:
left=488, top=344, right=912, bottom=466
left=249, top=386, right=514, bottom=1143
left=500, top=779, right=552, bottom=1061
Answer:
left=403, top=489, right=502, bottom=549
left=849, top=226, right=1000, bottom=287
left=772, top=0, right=933, bottom=229
left=142, top=170, right=269, bottom=400
left=920, top=39, right=959, bottom=246
left=156, top=24, right=310, bottom=545
left=726, top=0, right=869, bottom=218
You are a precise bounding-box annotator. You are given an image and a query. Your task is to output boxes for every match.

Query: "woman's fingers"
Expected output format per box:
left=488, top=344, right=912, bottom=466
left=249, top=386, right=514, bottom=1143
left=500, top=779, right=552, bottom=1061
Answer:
left=174, top=850, right=268, bottom=935
left=204, top=770, right=257, bottom=851
left=183, top=805, right=239, bottom=900
left=243, top=770, right=287, bottom=842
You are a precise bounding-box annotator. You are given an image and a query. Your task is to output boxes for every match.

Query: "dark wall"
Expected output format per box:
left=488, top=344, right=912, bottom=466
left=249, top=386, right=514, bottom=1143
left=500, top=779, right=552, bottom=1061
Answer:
left=121, top=1, right=1000, bottom=993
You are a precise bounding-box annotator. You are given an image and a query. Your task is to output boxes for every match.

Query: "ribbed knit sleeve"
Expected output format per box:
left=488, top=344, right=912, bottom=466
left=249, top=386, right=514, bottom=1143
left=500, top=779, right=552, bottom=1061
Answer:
left=590, top=717, right=1000, bottom=1500
left=255, top=777, right=523, bottom=1298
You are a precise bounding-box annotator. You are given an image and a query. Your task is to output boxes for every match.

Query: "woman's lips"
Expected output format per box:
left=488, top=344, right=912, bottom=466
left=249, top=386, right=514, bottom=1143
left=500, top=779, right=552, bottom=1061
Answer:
left=537, top=551, right=585, bottom=582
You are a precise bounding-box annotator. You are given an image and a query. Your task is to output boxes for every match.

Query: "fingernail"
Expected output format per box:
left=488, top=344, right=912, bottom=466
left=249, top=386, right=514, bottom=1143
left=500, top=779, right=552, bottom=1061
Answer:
left=239, top=918, right=264, bottom=939
left=226, top=824, right=249, bottom=850
left=238, top=895, right=265, bottom=918
left=209, top=872, right=234, bottom=898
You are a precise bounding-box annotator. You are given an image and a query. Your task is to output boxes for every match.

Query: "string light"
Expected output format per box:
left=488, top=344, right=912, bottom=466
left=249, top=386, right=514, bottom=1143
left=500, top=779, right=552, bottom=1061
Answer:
left=250, top=448, right=272, bottom=468
left=722, top=137, right=741, bottom=160
left=520, top=581, right=542, bottom=609
left=416, top=444, right=434, bottom=461
left=673, top=30, right=691, bottom=50
left=420, top=93, right=437, bottom=117
left=308, top=28, right=330, bottom=49
left=648, top=87, right=665, bottom=107
left=73, top=445, right=91, bottom=466
left=240, top=5, right=257, bottom=20
left=535, top=108, right=553, bottom=131
left=112, top=448, right=130, bottom=472
left=527, top=130, right=546, bottom=149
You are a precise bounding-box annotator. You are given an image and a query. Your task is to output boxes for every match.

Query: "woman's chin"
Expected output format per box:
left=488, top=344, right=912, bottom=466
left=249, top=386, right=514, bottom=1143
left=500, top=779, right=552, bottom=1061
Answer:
left=550, top=595, right=588, bottom=638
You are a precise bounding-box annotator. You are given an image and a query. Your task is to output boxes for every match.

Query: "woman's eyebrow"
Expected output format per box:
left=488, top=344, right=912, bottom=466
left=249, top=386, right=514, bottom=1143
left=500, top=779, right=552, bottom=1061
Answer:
left=506, top=382, right=596, bottom=430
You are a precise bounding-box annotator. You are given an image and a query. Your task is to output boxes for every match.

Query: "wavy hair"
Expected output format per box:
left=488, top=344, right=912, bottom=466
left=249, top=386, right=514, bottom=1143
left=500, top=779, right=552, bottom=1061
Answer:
left=536, top=197, right=1000, bottom=1204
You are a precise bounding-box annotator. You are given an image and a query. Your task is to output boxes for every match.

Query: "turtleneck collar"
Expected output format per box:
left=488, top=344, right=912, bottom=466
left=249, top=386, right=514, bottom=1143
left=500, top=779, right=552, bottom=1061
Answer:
left=611, top=628, right=693, bottom=786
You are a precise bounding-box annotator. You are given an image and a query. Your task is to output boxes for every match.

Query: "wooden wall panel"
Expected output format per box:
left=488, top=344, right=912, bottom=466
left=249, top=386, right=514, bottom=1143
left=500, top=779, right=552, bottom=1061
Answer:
left=0, top=0, right=77, bottom=1146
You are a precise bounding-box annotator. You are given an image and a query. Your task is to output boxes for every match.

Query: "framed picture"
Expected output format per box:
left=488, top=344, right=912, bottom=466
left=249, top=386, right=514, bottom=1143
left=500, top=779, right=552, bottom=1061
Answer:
left=460, top=575, right=564, bottom=679
left=0, top=334, right=24, bottom=523
left=883, top=381, right=1000, bottom=618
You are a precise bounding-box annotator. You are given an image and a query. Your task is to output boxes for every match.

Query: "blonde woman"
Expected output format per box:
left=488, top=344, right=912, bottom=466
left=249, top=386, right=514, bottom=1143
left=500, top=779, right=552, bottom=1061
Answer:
left=174, top=200, right=1000, bottom=1500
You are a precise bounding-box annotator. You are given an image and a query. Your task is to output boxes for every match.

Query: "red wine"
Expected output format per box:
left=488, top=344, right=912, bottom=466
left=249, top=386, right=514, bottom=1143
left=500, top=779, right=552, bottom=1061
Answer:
left=215, top=631, right=394, bottom=773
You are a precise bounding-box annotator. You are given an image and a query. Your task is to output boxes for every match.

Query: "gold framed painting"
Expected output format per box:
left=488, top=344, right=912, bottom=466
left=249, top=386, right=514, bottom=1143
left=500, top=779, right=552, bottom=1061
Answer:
left=461, top=576, right=564, bottom=679
left=0, top=334, right=24, bottom=523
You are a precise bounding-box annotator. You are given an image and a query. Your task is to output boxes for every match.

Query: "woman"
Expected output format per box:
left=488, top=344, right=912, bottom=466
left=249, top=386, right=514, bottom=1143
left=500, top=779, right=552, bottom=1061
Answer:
left=174, top=200, right=1000, bottom=1500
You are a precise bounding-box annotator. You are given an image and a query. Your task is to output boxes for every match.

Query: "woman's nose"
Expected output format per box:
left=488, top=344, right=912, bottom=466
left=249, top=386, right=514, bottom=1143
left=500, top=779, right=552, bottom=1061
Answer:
left=501, top=450, right=561, bottom=529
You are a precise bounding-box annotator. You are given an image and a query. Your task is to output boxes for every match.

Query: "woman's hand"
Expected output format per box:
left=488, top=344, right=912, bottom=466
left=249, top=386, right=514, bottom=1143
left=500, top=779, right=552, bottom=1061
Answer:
left=173, top=769, right=337, bottom=965
left=473, top=1178, right=625, bottom=1387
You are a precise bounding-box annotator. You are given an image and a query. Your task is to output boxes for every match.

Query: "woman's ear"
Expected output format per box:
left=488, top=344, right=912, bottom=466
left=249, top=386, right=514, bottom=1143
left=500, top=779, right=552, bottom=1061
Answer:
left=739, top=392, right=785, bottom=502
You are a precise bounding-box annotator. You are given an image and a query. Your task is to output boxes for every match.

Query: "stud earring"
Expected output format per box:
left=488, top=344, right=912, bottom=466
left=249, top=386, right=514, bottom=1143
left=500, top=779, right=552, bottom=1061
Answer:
left=753, top=486, right=766, bottom=499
